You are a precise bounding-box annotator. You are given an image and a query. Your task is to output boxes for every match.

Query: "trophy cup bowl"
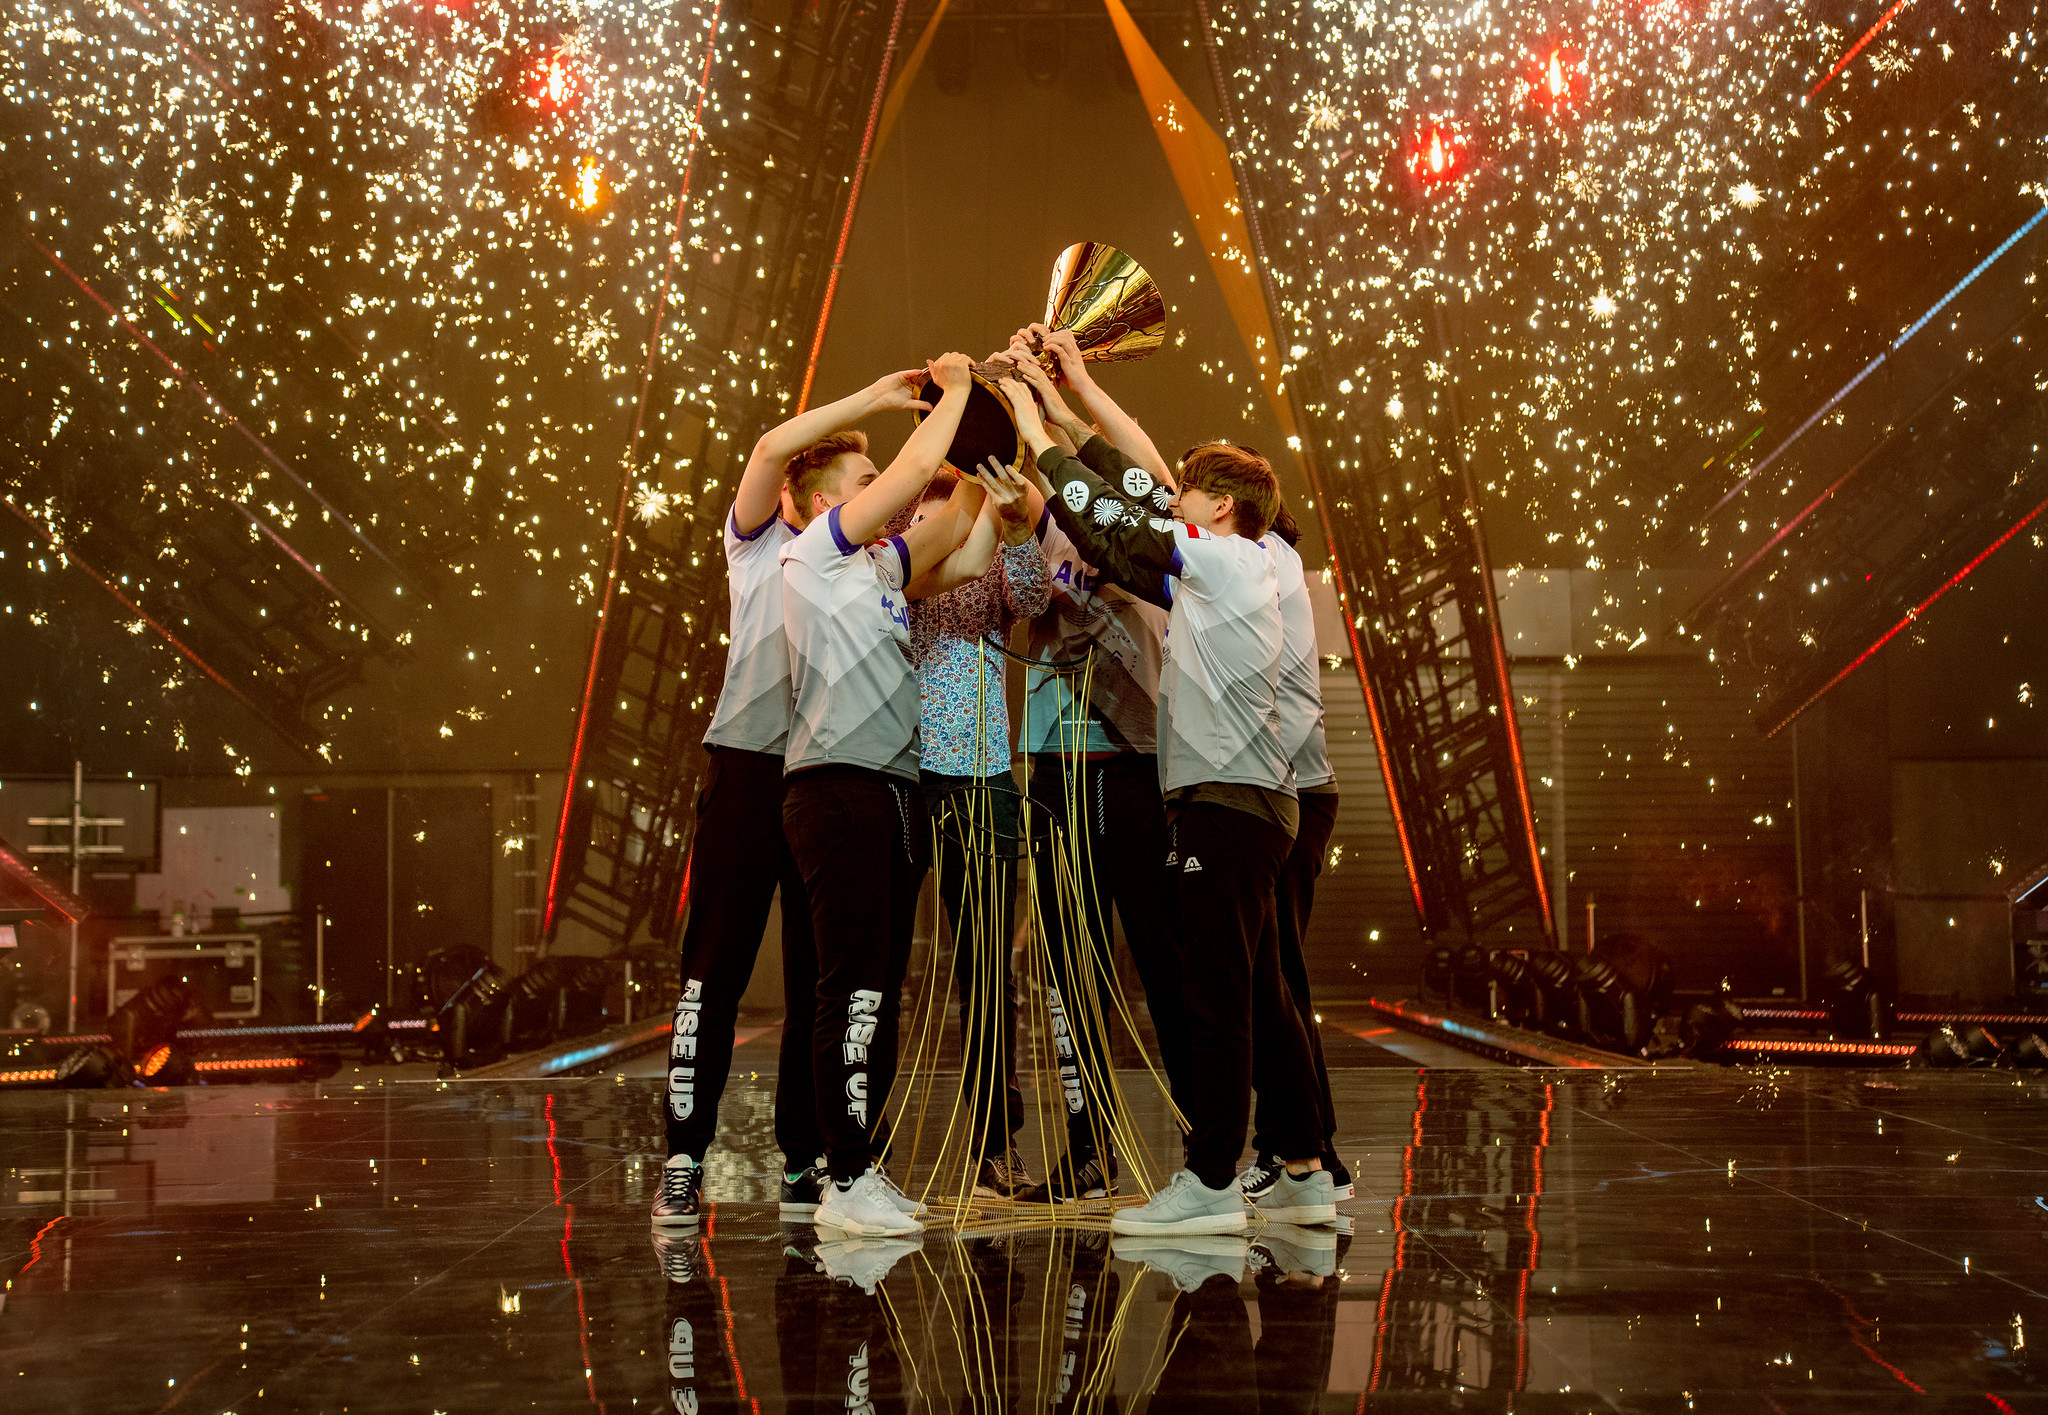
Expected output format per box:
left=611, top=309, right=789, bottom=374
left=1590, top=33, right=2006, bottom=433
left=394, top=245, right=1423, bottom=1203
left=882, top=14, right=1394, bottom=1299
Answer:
left=913, top=242, right=1167, bottom=474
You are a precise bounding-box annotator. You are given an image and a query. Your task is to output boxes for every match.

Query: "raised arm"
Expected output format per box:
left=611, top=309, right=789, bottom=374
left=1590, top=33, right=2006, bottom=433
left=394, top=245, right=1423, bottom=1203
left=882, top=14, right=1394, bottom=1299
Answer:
left=735, top=368, right=930, bottom=533
left=905, top=463, right=1034, bottom=600
left=836, top=353, right=974, bottom=547
left=995, top=376, right=1175, bottom=609
left=1023, top=324, right=1176, bottom=491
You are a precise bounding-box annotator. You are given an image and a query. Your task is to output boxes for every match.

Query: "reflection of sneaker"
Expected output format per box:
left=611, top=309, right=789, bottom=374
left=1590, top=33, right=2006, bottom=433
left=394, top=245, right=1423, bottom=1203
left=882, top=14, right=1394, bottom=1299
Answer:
left=816, top=1236, right=922, bottom=1295
left=650, top=1230, right=703, bottom=1284
left=780, top=1159, right=827, bottom=1216
left=1325, top=1151, right=1355, bottom=1201
left=1254, top=1168, right=1337, bottom=1226
left=973, top=1148, right=1036, bottom=1200
left=1109, top=1169, right=1246, bottom=1236
left=816, top=1171, right=924, bottom=1237
left=1237, top=1152, right=1284, bottom=1201
left=1112, top=1234, right=1248, bottom=1292
left=873, top=1165, right=930, bottom=1218
left=1023, top=1145, right=1117, bottom=1203
left=1250, top=1223, right=1337, bottom=1280
left=650, top=1155, right=704, bottom=1227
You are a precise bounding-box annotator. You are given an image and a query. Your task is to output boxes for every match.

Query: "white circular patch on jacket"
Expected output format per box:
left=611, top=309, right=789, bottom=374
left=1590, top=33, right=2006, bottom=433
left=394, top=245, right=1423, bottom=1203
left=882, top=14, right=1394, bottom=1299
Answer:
left=1092, top=497, right=1125, bottom=526
left=1062, top=480, right=1090, bottom=512
left=1150, top=485, right=1173, bottom=511
left=1121, top=467, right=1155, bottom=499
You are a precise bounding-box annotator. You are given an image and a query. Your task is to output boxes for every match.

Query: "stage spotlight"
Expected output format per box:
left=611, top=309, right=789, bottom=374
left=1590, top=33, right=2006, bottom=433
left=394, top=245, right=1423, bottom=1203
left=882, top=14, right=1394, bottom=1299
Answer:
left=55, top=1044, right=117, bottom=1087
left=1522, top=949, right=1579, bottom=1036
left=1452, top=944, right=1493, bottom=1011
left=2007, top=1032, right=2048, bottom=1070
left=1821, top=959, right=1893, bottom=1040
left=1961, top=1026, right=2005, bottom=1064
left=1573, top=935, right=1673, bottom=1053
left=1682, top=998, right=1744, bottom=1054
left=1486, top=949, right=1537, bottom=1026
left=1913, top=1025, right=1972, bottom=1068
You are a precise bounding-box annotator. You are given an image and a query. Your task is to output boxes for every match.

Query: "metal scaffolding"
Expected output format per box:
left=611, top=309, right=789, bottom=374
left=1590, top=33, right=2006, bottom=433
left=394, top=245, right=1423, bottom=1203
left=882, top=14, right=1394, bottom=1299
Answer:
left=541, top=0, right=904, bottom=951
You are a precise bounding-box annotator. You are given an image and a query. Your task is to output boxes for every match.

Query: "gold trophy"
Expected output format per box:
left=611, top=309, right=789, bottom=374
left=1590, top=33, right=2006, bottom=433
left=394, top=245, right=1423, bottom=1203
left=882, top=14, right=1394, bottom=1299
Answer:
left=915, top=242, right=1167, bottom=473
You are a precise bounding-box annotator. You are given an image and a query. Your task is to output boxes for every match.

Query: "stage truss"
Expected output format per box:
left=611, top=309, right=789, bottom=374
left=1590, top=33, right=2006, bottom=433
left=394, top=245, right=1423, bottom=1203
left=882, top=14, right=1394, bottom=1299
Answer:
left=541, top=0, right=904, bottom=950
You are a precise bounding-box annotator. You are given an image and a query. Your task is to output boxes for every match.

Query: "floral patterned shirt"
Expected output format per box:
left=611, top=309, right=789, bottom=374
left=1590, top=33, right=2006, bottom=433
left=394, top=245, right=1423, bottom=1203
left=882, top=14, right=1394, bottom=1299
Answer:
left=908, top=541, right=1051, bottom=777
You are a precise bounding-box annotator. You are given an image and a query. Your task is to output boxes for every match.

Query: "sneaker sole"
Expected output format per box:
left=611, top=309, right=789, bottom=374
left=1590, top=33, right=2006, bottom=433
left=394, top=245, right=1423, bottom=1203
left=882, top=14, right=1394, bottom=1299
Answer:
left=777, top=1200, right=821, bottom=1215
left=815, top=1210, right=923, bottom=1238
left=1255, top=1203, right=1338, bottom=1225
left=1110, top=1210, right=1247, bottom=1236
left=1333, top=1184, right=1355, bottom=1202
left=649, top=1211, right=703, bottom=1228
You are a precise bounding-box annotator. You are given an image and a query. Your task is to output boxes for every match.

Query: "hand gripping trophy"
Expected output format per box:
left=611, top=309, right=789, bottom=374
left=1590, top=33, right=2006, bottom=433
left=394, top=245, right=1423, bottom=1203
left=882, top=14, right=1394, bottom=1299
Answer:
left=911, top=242, right=1166, bottom=474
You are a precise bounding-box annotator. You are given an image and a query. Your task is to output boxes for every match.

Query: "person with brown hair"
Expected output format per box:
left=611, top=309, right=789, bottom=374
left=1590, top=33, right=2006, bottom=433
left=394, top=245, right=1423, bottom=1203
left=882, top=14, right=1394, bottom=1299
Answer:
left=995, top=375, right=1333, bottom=1239
left=780, top=352, right=1033, bottom=1238
left=653, top=366, right=935, bottom=1231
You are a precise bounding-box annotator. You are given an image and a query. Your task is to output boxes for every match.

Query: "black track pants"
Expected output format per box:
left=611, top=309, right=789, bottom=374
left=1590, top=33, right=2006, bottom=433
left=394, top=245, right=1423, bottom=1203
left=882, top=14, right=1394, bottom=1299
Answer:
left=929, top=779, right=1024, bottom=1160
left=1153, top=1272, right=1255, bottom=1415
left=783, top=766, right=928, bottom=1183
left=777, top=1247, right=906, bottom=1415
left=1174, top=801, right=1323, bottom=1189
left=1253, top=1257, right=1346, bottom=1415
left=666, top=746, right=820, bottom=1169
left=1254, top=789, right=1340, bottom=1157
left=1028, top=754, right=1189, bottom=1153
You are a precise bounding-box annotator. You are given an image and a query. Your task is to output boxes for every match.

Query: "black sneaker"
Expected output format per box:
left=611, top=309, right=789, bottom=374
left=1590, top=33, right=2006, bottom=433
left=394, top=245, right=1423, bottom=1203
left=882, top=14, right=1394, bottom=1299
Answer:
left=650, top=1155, right=704, bottom=1227
left=1236, top=1152, right=1284, bottom=1202
left=1324, top=1151, right=1354, bottom=1201
left=779, top=1158, right=827, bottom=1216
left=973, top=1148, right=1036, bottom=1200
left=649, top=1230, right=702, bottom=1283
left=1023, top=1146, right=1118, bottom=1203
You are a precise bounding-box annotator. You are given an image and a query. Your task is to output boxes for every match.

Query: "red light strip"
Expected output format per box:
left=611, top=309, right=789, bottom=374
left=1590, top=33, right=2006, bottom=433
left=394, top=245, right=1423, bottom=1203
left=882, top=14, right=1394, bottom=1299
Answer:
left=0, top=1068, right=60, bottom=1084
left=1808, top=0, right=1915, bottom=99
left=1898, top=1012, right=2048, bottom=1026
left=1722, top=1038, right=1916, bottom=1056
left=1765, top=492, right=2048, bottom=737
left=191, top=1056, right=301, bottom=1071
left=0, top=837, right=89, bottom=923
left=543, top=9, right=722, bottom=943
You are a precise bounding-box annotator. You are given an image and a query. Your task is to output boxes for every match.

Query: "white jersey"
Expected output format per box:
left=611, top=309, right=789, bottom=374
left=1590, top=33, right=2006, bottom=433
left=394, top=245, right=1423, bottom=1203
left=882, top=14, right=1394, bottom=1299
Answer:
left=780, top=505, right=920, bottom=781
left=702, top=504, right=796, bottom=755
left=1271, top=537, right=1334, bottom=789
left=1156, top=523, right=1293, bottom=795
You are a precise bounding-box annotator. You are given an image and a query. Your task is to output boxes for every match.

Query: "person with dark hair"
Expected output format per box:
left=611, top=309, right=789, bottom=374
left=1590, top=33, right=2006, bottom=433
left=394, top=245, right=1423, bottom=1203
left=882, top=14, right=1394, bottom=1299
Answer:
left=994, top=376, right=1334, bottom=1238
left=890, top=472, right=1049, bottom=1197
left=780, top=352, right=1034, bottom=1237
left=653, top=367, right=934, bottom=1230
left=1237, top=506, right=1352, bottom=1206
left=993, top=336, right=1189, bottom=1207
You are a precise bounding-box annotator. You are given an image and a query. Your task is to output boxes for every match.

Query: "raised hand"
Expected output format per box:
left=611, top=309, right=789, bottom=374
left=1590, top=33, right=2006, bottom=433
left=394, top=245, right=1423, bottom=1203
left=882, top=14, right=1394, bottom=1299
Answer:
left=928, top=351, right=973, bottom=394
left=1037, top=326, right=1090, bottom=385
left=867, top=367, right=933, bottom=413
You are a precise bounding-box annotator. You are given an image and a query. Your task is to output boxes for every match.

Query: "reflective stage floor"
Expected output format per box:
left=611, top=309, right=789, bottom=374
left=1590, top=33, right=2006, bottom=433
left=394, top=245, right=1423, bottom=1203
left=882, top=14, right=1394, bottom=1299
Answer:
left=4, top=1060, right=2047, bottom=1412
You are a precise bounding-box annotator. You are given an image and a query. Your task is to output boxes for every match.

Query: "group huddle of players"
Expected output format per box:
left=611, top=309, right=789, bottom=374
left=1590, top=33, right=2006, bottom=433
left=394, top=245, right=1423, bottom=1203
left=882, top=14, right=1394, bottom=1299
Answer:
left=649, top=325, right=1348, bottom=1250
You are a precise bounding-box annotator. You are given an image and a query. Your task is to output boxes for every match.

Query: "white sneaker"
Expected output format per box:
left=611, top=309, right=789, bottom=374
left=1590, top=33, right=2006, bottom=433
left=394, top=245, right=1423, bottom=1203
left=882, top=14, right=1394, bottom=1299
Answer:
left=873, top=1165, right=930, bottom=1218
left=1111, top=1234, right=1248, bottom=1291
left=1108, top=1169, right=1246, bottom=1236
left=815, top=1170, right=924, bottom=1237
left=1250, top=1223, right=1337, bottom=1280
left=816, top=1236, right=922, bottom=1295
left=1253, top=1167, right=1337, bottom=1226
